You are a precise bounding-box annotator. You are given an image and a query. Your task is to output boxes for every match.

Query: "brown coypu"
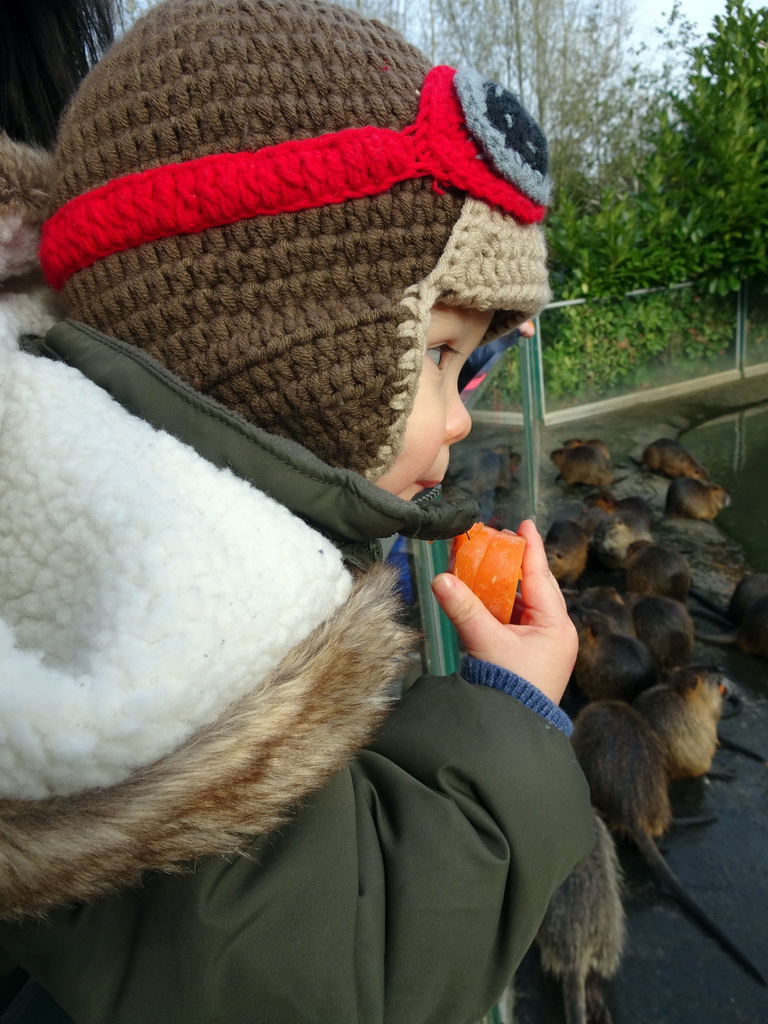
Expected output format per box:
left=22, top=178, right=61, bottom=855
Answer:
left=443, top=444, right=520, bottom=500
left=625, top=540, right=691, bottom=602
left=665, top=477, right=731, bottom=520
left=629, top=595, right=694, bottom=671
left=728, top=573, right=768, bottom=623
left=551, top=445, right=614, bottom=488
left=469, top=449, right=508, bottom=496
left=572, top=700, right=766, bottom=986
left=584, top=489, right=654, bottom=529
left=562, top=438, right=612, bottom=462
left=641, top=438, right=708, bottom=481
left=576, top=504, right=610, bottom=540
left=689, top=572, right=768, bottom=637
left=697, top=594, right=768, bottom=659
left=545, top=519, right=590, bottom=587
left=535, top=809, right=625, bottom=1024
left=570, top=607, right=656, bottom=703
left=591, top=509, right=653, bottom=570
left=572, top=701, right=671, bottom=839
left=569, top=586, right=634, bottom=634
left=633, top=665, right=724, bottom=780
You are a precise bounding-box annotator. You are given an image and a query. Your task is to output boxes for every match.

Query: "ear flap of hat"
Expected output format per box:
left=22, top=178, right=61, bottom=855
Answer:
left=371, top=197, right=550, bottom=480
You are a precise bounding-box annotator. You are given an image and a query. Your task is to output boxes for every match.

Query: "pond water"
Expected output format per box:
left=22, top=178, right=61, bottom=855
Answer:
left=681, top=401, right=768, bottom=572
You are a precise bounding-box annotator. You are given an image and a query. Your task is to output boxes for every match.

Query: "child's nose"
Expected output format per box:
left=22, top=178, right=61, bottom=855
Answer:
left=446, top=390, right=472, bottom=445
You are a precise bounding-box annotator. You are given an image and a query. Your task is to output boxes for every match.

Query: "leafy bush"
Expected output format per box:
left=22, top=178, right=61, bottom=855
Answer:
left=542, top=288, right=735, bottom=405
left=548, top=1, right=768, bottom=302
left=476, top=345, right=522, bottom=412
left=479, top=286, right=737, bottom=410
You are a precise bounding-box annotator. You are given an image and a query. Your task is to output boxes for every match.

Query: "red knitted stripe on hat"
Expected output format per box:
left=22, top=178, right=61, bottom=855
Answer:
left=40, top=66, right=546, bottom=290
left=41, top=129, right=419, bottom=290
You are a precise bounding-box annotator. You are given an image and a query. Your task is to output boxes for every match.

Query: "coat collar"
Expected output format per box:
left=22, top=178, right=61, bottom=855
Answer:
left=33, top=320, right=479, bottom=569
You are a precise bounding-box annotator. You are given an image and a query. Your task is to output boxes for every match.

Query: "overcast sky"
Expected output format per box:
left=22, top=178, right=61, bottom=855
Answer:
left=631, top=0, right=728, bottom=46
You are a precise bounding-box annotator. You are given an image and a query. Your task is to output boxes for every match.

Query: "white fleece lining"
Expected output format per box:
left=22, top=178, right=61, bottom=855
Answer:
left=0, top=318, right=352, bottom=799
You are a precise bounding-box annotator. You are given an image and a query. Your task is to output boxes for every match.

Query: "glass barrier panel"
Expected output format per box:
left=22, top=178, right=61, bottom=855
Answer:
left=444, top=342, right=534, bottom=531
left=470, top=339, right=524, bottom=415
left=540, top=285, right=737, bottom=413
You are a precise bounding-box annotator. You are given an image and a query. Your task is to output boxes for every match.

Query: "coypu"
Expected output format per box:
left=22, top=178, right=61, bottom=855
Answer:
left=572, top=701, right=671, bottom=838
left=570, top=586, right=634, bottom=634
left=697, top=594, right=768, bottom=659
left=572, top=700, right=766, bottom=986
left=625, top=541, right=691, bottom=602
left=442, top=446, right=521, bottom=519
left=728, top=573, right=768, bottom=623
left=535, top=809, right=625, bottom=1024
left=444, top=445, right=518, bottom=499
left=584, top=489, right=654, bottom=529
left=474, top=449, right=508, bottom=495
left=545, top=519, right=590, bottom=587
left=576, top=503, right=611, bottom=539
left=506, top=448, right=522, bottom=477
left=563, top=438, right=612, bottom=462
left=570, top=607, right=656, bottom=703
left=665, top=477, right=731, bottom=520
left=591, top=509, right=653, bottom=570
left=633, top=665, right=724, bottom=780
left=629, top=595, right=694, bottom=671
left=551, top=445, right=614, bottom=488
left=641, top=438, right=708, bottom=481
left=689, top=573, right=768, bottom=635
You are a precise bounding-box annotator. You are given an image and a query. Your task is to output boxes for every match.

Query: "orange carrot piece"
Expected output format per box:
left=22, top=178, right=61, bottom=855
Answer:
left=450, top=523, right=526, bottom=624
left=473, top=532, right=526, bottom=623
left=450, top=523, right=493, bottom=591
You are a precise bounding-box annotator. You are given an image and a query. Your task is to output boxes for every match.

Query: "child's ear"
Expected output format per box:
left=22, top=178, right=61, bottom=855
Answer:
left=0, top=133, right=54, bottom=283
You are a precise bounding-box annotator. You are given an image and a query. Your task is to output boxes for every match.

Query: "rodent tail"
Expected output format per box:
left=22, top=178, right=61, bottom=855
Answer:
left=689, top=587, right=731, bottom=621
left=717, top=732, right=768, bottom=765
left=561, top=972, right=588, bottom=1024
left=694, top=626, right=737, bottom=645
left=584, top=969, right=615, bottom=1024
left=633, top=830, right=767, bottom=987
left=0, top=0, right=121, bottom=147
left=690, top=607, right=735, bottom=629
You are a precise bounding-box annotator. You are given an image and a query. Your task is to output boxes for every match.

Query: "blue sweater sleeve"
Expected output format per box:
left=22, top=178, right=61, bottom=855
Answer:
left=461, top=655, right=574, bottom=736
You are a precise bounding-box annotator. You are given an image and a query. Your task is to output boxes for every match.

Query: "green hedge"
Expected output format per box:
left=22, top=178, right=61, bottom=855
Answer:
left=541, top=287, right=735, bottom=406
left=477, top=285, right=738, bottom=411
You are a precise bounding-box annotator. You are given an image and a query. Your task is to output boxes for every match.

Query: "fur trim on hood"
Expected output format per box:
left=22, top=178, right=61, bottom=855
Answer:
left=0, top=562, right=410, bottom=920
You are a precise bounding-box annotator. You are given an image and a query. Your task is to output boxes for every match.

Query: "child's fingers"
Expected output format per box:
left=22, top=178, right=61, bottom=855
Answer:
left=514, top=520, right=568, bottom=618
left=431, top=572, right=509, bottom=659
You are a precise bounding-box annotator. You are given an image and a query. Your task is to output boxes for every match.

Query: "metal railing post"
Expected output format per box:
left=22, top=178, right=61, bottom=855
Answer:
left=737, top=280, right=747, bottom=374
left=518, top=319, right=545, bottom=520
left=409, top=537, right=460, bottom=676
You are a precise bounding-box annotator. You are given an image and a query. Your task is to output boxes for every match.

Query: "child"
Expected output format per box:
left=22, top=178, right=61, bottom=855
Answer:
left=0, top=1, right=593, bottom=1021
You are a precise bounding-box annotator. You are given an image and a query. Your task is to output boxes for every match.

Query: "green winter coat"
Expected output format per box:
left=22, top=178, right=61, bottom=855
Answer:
left=0, top=322, right=593, bottom=1024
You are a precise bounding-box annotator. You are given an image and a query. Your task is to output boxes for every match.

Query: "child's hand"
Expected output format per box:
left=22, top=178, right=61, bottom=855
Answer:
left=431, top=519, right=577, bottom=705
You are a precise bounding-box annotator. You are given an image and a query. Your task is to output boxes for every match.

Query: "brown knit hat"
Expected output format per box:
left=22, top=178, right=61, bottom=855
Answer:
left=41, top=0, right=551, bottom=478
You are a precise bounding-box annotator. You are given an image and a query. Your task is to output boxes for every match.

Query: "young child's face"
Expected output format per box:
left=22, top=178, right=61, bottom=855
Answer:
left=376, top=305, right=493, bottom=500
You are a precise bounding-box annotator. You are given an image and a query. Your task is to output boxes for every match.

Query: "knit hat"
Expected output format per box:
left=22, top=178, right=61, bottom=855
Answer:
left=40, top=0, right=552, bottom=479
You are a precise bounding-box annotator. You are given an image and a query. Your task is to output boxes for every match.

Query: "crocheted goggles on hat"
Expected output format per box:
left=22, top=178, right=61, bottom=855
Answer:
left=39, top=65, right=550, bottom=289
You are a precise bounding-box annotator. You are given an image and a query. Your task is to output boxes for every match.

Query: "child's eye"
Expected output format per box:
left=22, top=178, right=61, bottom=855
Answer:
left=425, top=344, right=455, bottom=369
